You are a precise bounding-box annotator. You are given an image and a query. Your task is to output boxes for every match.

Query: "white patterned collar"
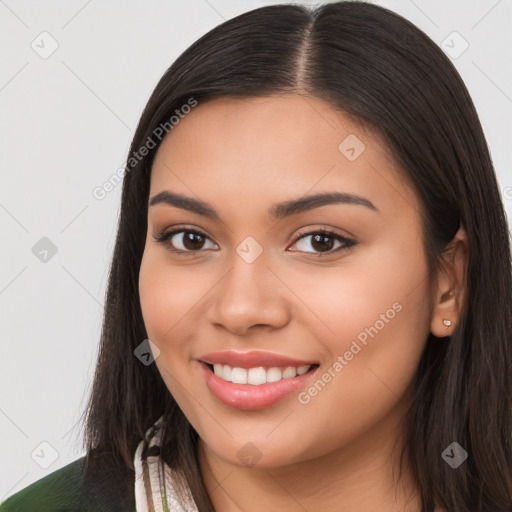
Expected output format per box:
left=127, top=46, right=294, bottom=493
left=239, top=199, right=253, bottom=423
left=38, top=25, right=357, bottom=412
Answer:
left=134, top=416, right=199, bottom=512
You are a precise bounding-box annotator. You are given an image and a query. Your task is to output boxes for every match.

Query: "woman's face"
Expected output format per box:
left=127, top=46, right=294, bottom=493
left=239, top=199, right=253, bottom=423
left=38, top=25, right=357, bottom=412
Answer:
left=139, top=94, right=434, bottom=468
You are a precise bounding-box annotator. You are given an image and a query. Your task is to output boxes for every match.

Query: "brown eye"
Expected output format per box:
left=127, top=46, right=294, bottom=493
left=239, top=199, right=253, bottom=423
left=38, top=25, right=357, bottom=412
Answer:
left=289, top=229, right=356, bottom=255
left=154, top=229, right=218, bottom=253
left=311, top=233, right=336, bottom=252
left=180, top=232, right=207, bottom=250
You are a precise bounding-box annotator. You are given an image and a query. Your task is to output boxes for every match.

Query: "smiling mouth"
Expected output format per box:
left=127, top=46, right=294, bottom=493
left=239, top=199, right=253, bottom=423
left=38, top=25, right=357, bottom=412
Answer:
left=203, top=362, right=320, bottom=385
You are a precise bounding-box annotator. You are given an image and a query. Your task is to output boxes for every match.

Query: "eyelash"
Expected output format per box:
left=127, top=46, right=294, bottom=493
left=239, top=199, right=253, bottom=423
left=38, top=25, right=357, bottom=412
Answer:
left=153, top=226, right=357, bottom=256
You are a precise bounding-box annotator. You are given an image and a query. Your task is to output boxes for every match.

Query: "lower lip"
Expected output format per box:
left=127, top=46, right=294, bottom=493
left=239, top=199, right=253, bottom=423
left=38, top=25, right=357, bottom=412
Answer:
left=199, top=362, right=319, bottom=410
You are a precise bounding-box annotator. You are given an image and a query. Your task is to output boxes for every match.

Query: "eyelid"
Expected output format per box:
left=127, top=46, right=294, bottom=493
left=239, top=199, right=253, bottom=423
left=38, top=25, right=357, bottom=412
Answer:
left=152, top=225, right=217, bottom=251
left=153, top=225, right=357, bottom=255
left=288, top=228, right=356, bottom=254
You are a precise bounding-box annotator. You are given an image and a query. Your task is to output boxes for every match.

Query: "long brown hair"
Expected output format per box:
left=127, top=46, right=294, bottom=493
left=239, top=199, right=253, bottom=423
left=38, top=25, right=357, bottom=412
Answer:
left=81, top=3, right=512, bottom=511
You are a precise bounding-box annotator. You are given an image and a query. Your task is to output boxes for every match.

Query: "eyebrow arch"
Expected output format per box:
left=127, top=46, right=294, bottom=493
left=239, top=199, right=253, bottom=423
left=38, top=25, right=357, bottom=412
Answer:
left=148, top=190, right=379, bottom=220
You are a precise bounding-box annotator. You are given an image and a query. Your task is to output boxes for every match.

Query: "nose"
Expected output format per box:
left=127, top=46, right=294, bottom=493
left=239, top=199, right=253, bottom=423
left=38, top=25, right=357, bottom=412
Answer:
left=205, top=250, right=291, bottom=336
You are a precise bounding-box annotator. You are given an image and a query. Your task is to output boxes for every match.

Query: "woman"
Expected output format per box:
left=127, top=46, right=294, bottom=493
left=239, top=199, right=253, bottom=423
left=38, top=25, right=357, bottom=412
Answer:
left=2, top=2, right=511, bottom=511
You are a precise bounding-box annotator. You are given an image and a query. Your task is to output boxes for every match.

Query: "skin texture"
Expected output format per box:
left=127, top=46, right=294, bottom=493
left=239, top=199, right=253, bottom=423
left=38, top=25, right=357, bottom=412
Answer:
left=138, top=94, right=468, bottom=512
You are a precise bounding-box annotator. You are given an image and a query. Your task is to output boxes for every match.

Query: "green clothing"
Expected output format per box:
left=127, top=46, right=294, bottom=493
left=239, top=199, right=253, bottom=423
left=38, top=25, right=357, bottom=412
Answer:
left=0, top=453, right=136, bottom=512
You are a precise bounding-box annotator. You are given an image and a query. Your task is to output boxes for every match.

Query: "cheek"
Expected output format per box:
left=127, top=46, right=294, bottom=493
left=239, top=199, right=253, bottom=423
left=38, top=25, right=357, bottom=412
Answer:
left=294, top=243, right=430, bottom=440
left=291, top=239, right=430, bottom=400
left=288, top=236, right=428, bottom=353
left=138, top=251, right=203, bottom=410
left=138, top=249, right=203, bottom=346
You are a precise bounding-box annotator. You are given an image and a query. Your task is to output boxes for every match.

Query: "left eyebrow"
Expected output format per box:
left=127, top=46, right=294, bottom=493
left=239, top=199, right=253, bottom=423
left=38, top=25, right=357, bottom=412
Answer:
left=269, top=191, right=379, bottom=219
left=148, top=190, right=379, bottom=220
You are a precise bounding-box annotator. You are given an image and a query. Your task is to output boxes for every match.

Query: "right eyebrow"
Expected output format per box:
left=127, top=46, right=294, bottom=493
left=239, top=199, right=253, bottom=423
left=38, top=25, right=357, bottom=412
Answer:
left=149, top=190, right=219, bottom=219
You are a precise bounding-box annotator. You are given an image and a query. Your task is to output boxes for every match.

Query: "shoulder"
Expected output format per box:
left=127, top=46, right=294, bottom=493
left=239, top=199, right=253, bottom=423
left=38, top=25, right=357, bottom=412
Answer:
left=0, top=457, right=86, bottom=511
left=0, top=452, right=136, bottom=512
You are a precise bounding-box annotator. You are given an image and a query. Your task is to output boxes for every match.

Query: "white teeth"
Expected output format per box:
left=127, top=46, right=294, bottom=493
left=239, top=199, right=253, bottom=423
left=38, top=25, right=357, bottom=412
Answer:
left=266, top=367, right=282, bottom=383
left=247, top=367, right=267, bottom=385
left=222, top=365, right=232, bottom=382
left=297, top=365, right=310, bottom=375
left=231, top=367, right=248, bottom=384
left=210, top=363, right=313, bottom=385
left=282, top=367, right=297, bottom=379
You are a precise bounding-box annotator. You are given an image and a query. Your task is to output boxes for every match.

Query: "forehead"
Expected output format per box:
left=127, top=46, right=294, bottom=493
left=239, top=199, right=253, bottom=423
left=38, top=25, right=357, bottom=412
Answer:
left=149, top=94, right=417, bottom=220
left=153, top=94, right=383, bottom=165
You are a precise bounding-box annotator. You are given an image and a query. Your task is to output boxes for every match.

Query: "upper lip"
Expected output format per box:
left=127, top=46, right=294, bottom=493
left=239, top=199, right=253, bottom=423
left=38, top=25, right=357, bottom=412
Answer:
left=199, top=350, right=318, bottom=369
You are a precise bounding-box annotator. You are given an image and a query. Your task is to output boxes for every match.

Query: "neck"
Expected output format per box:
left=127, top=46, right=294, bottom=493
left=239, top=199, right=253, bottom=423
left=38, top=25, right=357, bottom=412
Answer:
left=197, top=402, right=424, bottom=512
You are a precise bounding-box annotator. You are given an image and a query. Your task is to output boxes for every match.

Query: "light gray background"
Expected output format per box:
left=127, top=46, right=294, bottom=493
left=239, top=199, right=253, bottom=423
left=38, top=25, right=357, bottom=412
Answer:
left=1, top=0, right=511, bottom=501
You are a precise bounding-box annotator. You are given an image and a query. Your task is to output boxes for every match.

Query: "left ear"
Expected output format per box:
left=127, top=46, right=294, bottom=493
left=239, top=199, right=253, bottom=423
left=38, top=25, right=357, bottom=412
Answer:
left=430, top=225, right=469, bottom=338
